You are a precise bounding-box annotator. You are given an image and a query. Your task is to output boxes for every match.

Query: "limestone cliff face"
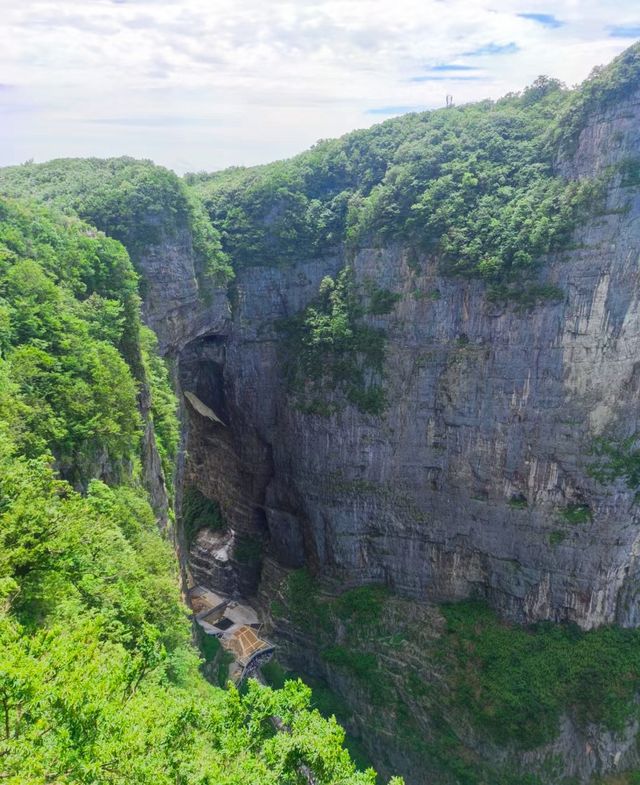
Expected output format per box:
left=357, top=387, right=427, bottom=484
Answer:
left=163, top=87, right=640, bottom=632
left=134, top=220, right=230, bottom=356
left=134, top=87, right=640, bottom=782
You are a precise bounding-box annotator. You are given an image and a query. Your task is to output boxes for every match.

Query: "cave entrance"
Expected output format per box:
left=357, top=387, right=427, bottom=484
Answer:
left=178, top=333, right=229, bottom=425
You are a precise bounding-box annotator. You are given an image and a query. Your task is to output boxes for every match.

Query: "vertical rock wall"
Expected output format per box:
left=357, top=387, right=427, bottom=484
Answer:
left=132, top=86, right=640, bottom=785
left=157, top=90, right=640, bottom=630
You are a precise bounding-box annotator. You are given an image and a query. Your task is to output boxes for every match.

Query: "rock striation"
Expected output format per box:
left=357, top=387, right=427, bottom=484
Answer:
left=163, top=88, right=640, bottom=630
left=134, top=83, right=640, bottom=783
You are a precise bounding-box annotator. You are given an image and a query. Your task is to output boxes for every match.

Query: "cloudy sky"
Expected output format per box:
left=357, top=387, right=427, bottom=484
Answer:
left=1, top=0, right=638, bottom=174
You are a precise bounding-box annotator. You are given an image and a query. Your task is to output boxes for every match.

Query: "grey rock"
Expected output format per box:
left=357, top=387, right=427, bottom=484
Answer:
left=136, top=88, right=640, bottom=782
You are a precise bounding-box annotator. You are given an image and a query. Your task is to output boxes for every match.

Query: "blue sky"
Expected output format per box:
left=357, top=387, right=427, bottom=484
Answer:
left=0, top=0, right=637, bottom=173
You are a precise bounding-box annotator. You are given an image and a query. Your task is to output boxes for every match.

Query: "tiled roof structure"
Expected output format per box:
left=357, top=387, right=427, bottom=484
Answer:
left=189, top=585, right=275, bottom=681
left=221, top=625, right=274, bottom=667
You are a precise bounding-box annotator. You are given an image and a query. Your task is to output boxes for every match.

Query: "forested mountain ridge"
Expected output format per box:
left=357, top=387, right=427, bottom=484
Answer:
left=0, top=158, right=233, bottom=354
left=2, top=40, right=640, bottom=785
left=187, top=43, right=640, bottom=289
left=0, top=158, right=233, bottom=288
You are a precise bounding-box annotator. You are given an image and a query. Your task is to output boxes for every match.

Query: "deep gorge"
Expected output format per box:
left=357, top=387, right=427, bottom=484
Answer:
left=3, top=41, right=640, bottom=785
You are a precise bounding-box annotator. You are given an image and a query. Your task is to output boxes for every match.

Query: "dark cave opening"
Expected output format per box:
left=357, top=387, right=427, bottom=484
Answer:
left=178, top=333, right=229, bottom=425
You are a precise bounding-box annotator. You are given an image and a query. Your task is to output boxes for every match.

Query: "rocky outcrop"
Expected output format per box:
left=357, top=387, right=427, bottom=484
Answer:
left=142, top=241, right=229, bottom=357
left=189, top=527, right=238, bottom=595
left=140, top=380, right=171, bottom=528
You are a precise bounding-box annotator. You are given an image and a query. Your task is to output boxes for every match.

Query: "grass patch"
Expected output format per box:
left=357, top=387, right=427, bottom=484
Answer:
left=487, top=282, right=565, bottom=307
left=508, top=494, right=528, bottom=510
left=619, top=158, right=640, bottom=188
left=334, top=584, right=388, bottom=626
left=549, top=530, right=567, bottom=546
left=286, top=568, right=333, bottom=632
left=560, top=503, right=591, bottom=524
left=367, top=286, right=401, bottom=315
left=589, top=434, right=640, bottom=497
left=322, top=646, right=379, bottom=682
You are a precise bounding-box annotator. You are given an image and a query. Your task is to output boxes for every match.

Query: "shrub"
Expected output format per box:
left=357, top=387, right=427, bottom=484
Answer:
left=182, top=486, right=225, bottom=543
left=440, top=601, right=640, bottom=748
left=277, top=268, right=388, bottom=415
left=560, top=503, right=591, bottom=524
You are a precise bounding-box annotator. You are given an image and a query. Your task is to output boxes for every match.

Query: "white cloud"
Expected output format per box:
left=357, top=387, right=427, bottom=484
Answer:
left=0, top=0, right=636, bottom=172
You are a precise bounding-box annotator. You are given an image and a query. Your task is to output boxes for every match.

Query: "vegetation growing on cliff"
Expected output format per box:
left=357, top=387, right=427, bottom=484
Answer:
left=277, top=268, right=388, bottom=415
left=553, top=42, right=640, bottom=152
left=0, top=158, right=234, bottom=293
left=589, top=434, right=640, bottom=497
left=274, top=571, right=640, bottom=783
left=440, top=601, right=640, bottom=748
left=261, top=659, right=375, bottom=774
left=182, top=485, right=225, bottom=544
left=140, top=325, right=180, bottom=482
left=0, top=199, right=396, bottom=785
left=1, top=38, right=640, bottom=785
left=0, top=198, right=142, bottom=485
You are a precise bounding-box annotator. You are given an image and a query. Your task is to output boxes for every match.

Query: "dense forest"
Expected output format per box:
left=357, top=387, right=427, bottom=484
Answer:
left=186, top=44, right=640, bottom=289
left=0, top=158, right=234, bottom=295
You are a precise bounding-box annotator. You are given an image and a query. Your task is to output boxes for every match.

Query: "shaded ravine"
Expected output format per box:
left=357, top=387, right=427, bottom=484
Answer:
left=59, top=71, right=639, bottom=784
